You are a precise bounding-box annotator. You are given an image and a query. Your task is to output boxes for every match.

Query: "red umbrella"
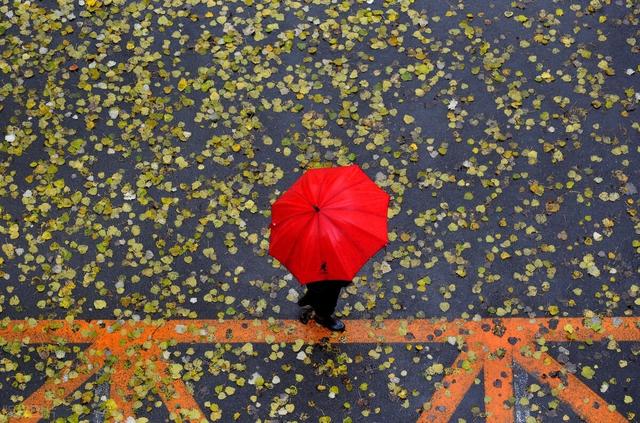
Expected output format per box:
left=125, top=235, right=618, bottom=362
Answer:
left=268, top=164, right=390, bottom=284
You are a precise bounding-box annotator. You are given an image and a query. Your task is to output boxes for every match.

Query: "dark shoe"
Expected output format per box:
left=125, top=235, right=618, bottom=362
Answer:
left=299, top=306, right=313, bottom=324
left=314, top=314, right=345, bottom=332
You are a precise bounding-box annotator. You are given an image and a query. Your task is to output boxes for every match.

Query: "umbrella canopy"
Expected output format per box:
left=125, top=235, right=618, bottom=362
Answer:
left=268, top=164, right=390, bottom=284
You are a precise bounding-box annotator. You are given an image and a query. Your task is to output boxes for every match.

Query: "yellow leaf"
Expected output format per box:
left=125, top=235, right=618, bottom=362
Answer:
left=2, top=243, right=15, bottom=257
left=175, top=156, right=189, bottom=168
left=530, top=182, right=544, bottom=196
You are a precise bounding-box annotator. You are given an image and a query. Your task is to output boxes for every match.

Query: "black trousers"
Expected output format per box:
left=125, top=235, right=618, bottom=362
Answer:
left=298, top=280, right=350, bottom=317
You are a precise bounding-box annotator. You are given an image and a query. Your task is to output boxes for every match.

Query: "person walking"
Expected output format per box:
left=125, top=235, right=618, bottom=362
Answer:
left=297, top=279, right=350, bottom=331
left=268, top=164, right=390, bottom=333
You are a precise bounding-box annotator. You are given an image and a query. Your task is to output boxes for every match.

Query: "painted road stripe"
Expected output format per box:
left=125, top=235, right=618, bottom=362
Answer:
left=1, top=317, right=638, bottom=422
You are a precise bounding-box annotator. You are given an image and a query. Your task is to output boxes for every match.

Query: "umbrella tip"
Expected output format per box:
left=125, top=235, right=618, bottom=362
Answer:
left=312, top=204, right=320, bottom=212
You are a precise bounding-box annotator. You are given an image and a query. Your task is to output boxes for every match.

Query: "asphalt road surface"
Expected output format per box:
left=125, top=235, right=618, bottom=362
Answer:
left=0, top=0, right=639, bottom=422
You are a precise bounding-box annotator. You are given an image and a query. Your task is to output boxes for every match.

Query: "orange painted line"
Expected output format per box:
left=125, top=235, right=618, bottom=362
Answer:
left=107, top=362, right=136, bottom=423
left=152, top=318, right=486, bottom=344
left=4, top=415, right=40, bottom=423
left=153, top=358, right=207, bottom=423
left=483, top=348, right=514, bottom=423
left=417, top=344, right=486, bottom=423
left=3, top=317, right=640, bottom=423
left=1, top=318, right=638, bottom=344
left=7, top=346, right=105, bottom=422
left=536, top=317, right=640, bottom=342
left=497, top=317, right=640, bottom=343
left=516, top=348, right=628, bottom=423
left=0, top=319, right=99, bottom=344
left=0, top=319, right=485, bottom=344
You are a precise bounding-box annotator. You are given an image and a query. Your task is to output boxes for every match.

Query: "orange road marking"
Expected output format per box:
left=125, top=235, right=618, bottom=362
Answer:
left=516, top=348, right=628, bottom=423
left=150, top=318, right=486, bottom=344
left=483, top=348, right=514, bottom=423
left=108, top=361, right=136, bottom=422
left=417, top=343, right=486, bottom=423
left=2, top=317, right=637, bottom=345
left=153, top=358, right=207, bottom=423
left=4, top=414, right=40, bottom=423
left=534, top=317, right=640, bottom=342
left=7, top=347, right=105, bottom=422
left=1, top=317, right=638, bottom=422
